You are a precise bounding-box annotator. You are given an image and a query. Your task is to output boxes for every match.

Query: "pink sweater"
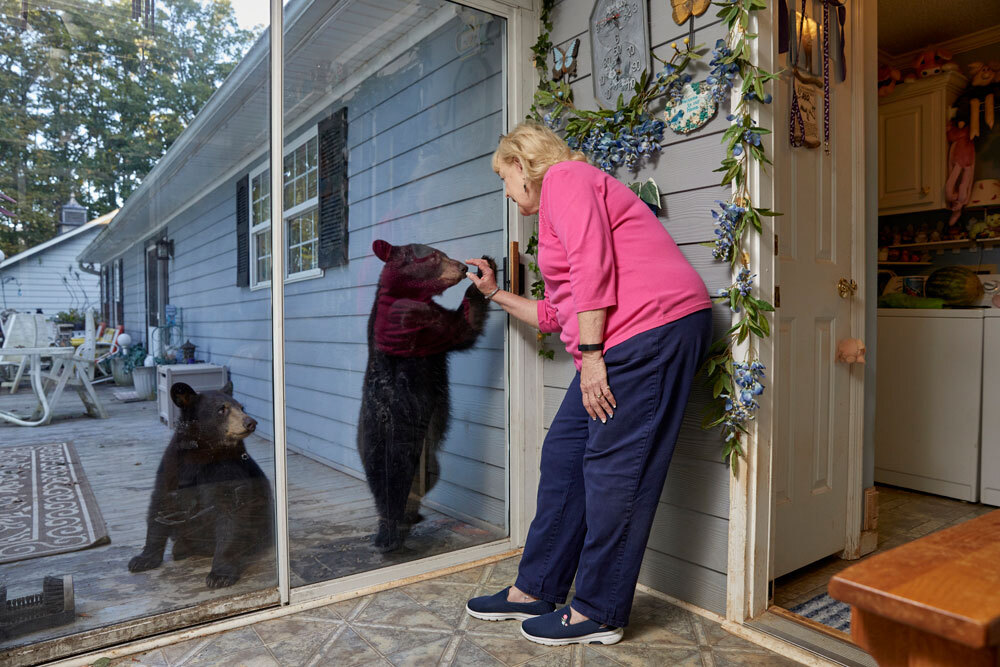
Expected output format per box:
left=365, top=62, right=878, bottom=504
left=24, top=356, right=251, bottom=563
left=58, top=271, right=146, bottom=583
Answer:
left=535, top=161, right=711, bottom=369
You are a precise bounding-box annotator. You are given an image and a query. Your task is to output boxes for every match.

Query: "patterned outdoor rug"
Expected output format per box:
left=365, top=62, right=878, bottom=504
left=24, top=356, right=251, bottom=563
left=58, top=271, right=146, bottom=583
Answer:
left=0, top=442, right=110, bottom=564
left=790, top=592, right=851, bottom=633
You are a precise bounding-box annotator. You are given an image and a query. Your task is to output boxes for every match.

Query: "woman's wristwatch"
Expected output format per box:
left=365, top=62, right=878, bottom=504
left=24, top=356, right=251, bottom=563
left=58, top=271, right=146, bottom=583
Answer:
left=484, top=287, right=501, bottom=300
left=578, top=342, right=604, bottom=352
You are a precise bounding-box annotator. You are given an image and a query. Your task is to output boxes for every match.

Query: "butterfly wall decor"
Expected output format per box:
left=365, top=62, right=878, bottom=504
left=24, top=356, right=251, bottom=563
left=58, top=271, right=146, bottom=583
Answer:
left=671, top=0, right=711, bottom=25
left=552, top=39, right=580, bottom=81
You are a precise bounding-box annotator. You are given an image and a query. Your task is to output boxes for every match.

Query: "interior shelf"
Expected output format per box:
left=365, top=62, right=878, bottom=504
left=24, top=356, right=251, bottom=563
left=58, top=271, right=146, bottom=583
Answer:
left=886, top=237, right=1000, bottom=252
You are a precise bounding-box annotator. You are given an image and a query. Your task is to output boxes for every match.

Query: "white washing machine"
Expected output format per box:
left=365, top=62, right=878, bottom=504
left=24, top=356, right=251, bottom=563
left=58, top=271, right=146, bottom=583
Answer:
left=981, top=308, right=1000, bottom=506
left=875, top=308, right=983, bottom=502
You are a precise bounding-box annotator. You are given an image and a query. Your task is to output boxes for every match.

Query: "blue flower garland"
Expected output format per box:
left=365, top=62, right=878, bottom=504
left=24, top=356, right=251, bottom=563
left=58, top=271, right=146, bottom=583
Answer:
left=701, top=0, right=780, bottom=474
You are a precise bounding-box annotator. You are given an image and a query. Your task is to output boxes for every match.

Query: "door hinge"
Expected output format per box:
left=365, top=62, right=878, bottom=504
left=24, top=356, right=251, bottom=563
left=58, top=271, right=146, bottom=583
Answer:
left=774, top=233, right=779, bottom=255
left=774, top=285, right=780, bottom=308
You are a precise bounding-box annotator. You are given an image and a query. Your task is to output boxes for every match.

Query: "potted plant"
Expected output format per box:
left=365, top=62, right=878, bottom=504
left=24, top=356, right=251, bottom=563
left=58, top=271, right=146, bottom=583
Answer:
left=109, top=343, right=146, bottom=387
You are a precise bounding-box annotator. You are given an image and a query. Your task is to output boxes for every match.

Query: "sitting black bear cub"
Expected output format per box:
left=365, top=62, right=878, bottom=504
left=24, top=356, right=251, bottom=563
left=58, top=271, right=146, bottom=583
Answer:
left=358, top=240, right=494, bottom=552
left=128, top=382, right=273, bottom=588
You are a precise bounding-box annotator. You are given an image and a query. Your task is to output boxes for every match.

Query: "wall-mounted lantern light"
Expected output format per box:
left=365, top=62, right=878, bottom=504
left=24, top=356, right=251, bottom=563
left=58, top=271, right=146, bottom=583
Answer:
left=155, top=238, right=174, bottom=261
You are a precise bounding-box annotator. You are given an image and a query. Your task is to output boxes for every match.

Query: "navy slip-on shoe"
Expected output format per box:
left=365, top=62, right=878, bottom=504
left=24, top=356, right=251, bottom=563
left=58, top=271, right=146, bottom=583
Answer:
left=520, top=606, right=624, bottom=646
left=465, top=587, right=556, bottom=621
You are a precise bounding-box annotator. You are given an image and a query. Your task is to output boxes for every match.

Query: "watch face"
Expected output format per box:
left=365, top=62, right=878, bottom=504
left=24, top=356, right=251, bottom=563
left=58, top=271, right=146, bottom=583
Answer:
left=590, top=0, right=650, bottom=108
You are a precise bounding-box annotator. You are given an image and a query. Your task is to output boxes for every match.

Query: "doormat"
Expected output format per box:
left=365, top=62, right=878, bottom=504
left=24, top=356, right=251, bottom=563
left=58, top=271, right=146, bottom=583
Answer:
left=790, top=592, right=851, bottom=633
left=0, top=442, right=110, bottom=564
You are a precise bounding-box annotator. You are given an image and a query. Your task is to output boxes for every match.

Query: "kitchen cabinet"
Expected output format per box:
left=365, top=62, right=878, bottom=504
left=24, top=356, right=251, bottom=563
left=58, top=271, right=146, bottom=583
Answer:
left=875, top=309, right=982, bottom=502
left=878, top=71, right=967, bottom=215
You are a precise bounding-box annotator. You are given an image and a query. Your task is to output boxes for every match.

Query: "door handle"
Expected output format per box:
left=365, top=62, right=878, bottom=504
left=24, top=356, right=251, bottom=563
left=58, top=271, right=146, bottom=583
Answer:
left=838, top=278, right=858, bottom=298
left=920, top=186, right=930, bottom=196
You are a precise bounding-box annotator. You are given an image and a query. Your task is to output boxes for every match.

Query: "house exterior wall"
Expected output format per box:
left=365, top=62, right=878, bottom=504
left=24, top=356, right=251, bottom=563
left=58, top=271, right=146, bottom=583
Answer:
left=109, top=15, right=507, bottom=528
left=546, top=0, right=732, bottom=614
left=0, top=227, right=102, bottom=316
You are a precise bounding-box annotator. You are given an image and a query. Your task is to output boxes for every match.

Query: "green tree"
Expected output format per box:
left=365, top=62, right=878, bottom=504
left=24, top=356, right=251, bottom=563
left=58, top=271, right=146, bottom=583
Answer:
left=0, top=0, right=258, bottom=258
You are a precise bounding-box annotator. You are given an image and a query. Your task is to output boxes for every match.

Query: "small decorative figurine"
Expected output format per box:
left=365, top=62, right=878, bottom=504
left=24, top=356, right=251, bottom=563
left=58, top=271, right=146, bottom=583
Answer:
left=836, top=338, right=866, bottom=364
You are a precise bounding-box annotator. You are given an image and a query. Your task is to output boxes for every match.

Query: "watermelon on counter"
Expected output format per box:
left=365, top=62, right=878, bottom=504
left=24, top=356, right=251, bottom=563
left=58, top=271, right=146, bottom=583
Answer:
left=924, top=266, right=984, bottom=306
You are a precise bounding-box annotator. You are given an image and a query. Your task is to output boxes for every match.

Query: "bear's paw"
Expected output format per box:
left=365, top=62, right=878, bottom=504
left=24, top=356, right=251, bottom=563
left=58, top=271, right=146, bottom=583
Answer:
left=128, top=552, right=163, bottom=572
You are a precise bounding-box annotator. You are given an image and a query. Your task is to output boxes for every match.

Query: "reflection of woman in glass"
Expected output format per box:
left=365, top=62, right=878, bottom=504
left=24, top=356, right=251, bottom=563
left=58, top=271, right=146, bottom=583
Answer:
left=465, top=122, right=712, bottom=646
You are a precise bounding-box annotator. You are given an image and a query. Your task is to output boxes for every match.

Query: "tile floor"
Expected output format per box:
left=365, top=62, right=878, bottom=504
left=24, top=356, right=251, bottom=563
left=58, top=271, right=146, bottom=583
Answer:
left=775, top=484, right=997, bottom=610
left=100, top=557, right=802, bottom=666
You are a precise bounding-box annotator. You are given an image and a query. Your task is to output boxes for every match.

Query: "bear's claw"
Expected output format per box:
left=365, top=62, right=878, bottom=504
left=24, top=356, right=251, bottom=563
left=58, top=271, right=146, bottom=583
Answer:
left=128, top=553, right=163, bottom=572
left=205, top=572, right=240, bottom=588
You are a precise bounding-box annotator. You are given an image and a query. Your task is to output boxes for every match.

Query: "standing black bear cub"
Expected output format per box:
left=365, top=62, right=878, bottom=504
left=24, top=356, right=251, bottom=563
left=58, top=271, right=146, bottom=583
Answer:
left=129, top=382, right=273, bottom=588
left=359, top=240, right=494, bottom=552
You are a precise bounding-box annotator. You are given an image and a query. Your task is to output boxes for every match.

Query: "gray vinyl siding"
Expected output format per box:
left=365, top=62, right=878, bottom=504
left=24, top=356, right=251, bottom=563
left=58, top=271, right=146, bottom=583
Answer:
left=546, top=1, right=731, bottom=614
left=112, top=15, right=506, bottom=528
left=123, top=245, right=146, bottom=343
left=0, top=228, right=102, bottom=315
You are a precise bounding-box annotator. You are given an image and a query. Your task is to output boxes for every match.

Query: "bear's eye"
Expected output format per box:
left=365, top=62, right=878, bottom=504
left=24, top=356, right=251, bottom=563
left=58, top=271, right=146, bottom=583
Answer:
left=218, top=405, right=227, bottom=415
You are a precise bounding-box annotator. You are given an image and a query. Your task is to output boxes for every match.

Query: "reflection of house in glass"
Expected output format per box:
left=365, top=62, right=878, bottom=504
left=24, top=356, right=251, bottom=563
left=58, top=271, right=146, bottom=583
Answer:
left=78, top=0, right=507, bottom=570
left=0, top=0, right=494, bottom=642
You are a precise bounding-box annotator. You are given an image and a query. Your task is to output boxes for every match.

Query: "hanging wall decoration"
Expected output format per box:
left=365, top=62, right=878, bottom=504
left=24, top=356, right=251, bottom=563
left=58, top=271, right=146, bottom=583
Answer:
left=589, top=0, right=652, bottom=108
left=552, top=38, right=580, bottom=81
left=664, top=81, right=717, bottom=134
left=671, top=0, right=712, bottom=25
left=790, top=69, right=821, bottom=148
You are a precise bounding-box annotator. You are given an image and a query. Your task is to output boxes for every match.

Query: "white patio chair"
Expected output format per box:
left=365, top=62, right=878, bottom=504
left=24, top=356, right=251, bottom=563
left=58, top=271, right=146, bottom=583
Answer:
left=91, top=323, right=123, bottom=384
left=0, top=313, right=43, bottom=393
left=49, top=310, right=96, bottom=382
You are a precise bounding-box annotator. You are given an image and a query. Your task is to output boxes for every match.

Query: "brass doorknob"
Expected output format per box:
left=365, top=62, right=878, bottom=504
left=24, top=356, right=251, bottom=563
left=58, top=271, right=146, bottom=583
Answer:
left=921, top=186, right=930, bottom=196
left=838, top=278, right=858, bottom=298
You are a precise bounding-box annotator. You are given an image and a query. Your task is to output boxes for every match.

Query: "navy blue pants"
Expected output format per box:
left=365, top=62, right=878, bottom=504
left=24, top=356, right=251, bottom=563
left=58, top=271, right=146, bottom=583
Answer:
left=514, top=309, right=712, bottom=628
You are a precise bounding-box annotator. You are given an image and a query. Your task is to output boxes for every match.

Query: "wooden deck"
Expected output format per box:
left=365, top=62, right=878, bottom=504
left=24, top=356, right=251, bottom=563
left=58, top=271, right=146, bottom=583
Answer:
left=0, top=383, right=504, bottom=651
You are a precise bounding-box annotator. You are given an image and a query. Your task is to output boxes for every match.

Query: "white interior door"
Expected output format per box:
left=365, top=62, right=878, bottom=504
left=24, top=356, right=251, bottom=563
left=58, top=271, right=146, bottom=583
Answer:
left=771, top=21, right=861, bottom=578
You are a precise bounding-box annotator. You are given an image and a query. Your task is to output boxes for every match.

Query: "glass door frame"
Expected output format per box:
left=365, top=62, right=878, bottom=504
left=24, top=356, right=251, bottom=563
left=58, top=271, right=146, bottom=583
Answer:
left=267, top=0, right=543, bottom=607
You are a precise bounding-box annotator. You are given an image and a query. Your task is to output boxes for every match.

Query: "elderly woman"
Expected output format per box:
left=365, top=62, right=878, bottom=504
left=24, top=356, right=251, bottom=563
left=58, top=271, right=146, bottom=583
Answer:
left=464, top=122, right=712, bottom=646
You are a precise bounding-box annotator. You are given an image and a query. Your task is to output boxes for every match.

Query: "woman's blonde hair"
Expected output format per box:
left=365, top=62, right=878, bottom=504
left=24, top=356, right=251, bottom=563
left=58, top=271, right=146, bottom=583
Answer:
left=492, top=121, right=588, bottom=187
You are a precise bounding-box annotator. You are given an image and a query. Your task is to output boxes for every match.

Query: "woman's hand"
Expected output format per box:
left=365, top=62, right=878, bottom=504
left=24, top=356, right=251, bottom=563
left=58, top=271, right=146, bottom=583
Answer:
left=465, top=257, right=498, bottom=296
left=580, top=352, right=615, bottom=423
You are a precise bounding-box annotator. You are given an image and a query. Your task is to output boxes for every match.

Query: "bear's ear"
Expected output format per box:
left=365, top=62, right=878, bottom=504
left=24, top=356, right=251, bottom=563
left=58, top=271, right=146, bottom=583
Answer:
left=171, top=382, right=197, bottom=409
left=221, top=381, right=234, bottom=396
left=373, top=239, right=394, bottom=262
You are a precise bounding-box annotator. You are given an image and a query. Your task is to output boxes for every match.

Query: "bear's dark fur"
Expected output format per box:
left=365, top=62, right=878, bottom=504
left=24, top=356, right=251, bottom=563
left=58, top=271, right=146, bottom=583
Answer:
left=128, top=382, right=273, bottom=588
left=358, top=240, right=493, bottom=552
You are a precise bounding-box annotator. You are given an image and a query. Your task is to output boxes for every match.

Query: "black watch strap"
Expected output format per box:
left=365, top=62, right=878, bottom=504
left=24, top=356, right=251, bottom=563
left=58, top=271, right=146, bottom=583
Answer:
left=578, top=342, right=604, bottom=352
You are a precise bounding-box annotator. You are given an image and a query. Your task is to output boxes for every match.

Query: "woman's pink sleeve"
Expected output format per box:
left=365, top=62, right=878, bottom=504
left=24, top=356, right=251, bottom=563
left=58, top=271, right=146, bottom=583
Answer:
left=536, top=296, right=561, bottom=333
left=546, top=169, right=617, bottom=312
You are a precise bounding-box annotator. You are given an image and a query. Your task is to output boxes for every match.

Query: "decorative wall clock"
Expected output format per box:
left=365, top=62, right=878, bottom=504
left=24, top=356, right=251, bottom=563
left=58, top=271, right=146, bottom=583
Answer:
left=589, top=0, right=651, bottom=109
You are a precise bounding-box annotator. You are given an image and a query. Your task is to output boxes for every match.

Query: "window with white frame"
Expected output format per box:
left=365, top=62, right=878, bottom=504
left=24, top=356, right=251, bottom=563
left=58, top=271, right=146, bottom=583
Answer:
left=250, top=165, right=271, bottom=288
left=247, top=131, right=321, bottom=286
left=283, top=132, right=319, bottom=278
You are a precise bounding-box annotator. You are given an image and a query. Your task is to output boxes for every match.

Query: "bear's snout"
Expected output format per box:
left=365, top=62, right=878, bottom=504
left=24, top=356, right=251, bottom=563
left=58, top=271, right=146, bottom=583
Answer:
left=244, top=416, right=257, bottom=432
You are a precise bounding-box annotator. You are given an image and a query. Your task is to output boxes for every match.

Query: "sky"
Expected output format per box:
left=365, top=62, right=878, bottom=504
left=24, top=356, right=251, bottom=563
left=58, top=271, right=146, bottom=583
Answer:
left=229, top=0, right=272, bottom=31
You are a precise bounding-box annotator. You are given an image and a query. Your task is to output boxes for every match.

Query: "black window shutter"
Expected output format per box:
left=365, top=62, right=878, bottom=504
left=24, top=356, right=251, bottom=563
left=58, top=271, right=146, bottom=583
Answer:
left=115, top=258, right=124, bottom=326
left=318, top=107, right=349, bottom=269
left=236, top=174, right=250, bottom=287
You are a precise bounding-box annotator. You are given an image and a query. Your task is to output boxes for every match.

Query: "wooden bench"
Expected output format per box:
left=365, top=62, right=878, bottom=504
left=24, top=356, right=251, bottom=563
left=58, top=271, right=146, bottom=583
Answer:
left=829, top=509, right=1000, bottom=666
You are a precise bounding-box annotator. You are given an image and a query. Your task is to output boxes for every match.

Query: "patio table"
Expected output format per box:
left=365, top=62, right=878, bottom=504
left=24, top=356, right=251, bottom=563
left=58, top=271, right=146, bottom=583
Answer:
left=0, top=347, right=106, bottom=426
